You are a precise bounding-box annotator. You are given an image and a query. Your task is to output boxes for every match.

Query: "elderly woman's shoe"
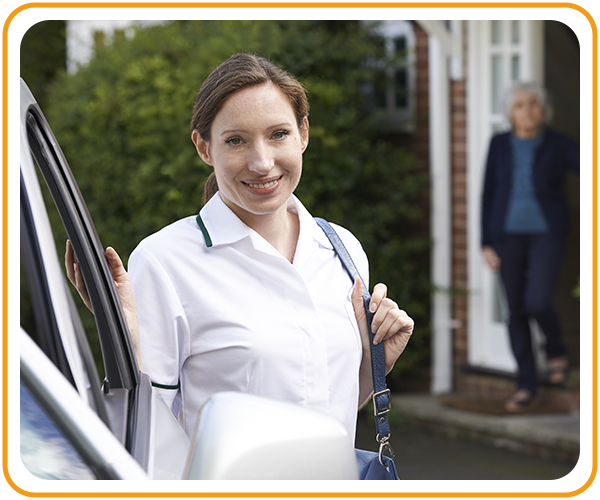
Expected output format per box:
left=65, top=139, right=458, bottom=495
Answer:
left=548, top=356, right=569, bottom=385
left=505, top=389, right=537, bottom=412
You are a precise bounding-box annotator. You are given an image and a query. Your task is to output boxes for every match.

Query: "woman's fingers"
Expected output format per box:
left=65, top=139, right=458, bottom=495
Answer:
left=65, top=240, right=92, bottom=311
left=483, top=246, right=501, bottom=272
left=65, top=242, right=142, bottom=370
left=352, top=279, right=415, bottom=374
left=356, top=280, right=414, bottom=344
left=105, top=247, right=142, bottom=370
left=368, top=283, right=387, bottom=313
left=372, top=300, right=400, bottom=338
left=105, top=247, right=138, bottom=313
left=372, top=300, right=414, bottom=343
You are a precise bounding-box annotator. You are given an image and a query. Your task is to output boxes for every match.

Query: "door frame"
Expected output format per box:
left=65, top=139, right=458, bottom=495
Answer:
left=466, top=20, right=545, bottom=373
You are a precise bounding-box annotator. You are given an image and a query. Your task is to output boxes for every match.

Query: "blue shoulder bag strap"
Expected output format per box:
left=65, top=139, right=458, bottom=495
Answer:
left=314, top=218, right=395, bottom=468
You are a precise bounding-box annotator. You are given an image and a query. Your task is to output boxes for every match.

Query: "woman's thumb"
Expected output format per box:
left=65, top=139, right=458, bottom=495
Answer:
left=105, top=247, right=125, bottom=278
left=351, top=277, right=363, bottom=304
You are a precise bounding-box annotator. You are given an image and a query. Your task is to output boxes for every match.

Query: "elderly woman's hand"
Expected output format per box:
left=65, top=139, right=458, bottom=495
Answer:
left=65, top=240, right=142, bottom=370
left=351, top=278, right=414, bottom=375
left=482, top=246, right=501, bottom=272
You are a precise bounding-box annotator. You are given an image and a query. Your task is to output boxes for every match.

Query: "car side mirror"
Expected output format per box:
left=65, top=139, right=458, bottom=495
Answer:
left=183, top=392, right=358, bottom=480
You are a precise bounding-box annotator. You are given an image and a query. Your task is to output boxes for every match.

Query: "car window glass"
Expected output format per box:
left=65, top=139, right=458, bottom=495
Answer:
left=20, top=381, right=96, bottom=480
left=21, top=153, right=105, bottom=379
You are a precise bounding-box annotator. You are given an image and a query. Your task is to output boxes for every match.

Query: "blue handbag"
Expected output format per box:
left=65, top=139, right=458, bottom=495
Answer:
left=315, top=218, right=400, bottom=480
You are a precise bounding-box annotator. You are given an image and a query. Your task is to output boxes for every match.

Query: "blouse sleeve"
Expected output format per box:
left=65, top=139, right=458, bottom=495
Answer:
left=481, top=136, right=497, bottom=247
left=128, top=245, right=190, bottom=413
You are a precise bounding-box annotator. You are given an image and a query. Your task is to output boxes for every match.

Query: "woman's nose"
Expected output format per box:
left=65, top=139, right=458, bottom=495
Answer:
left=248, top=143, right=274, bottom=173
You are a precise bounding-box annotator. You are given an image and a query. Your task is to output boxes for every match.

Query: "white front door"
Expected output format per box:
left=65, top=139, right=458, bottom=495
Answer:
left=467, top=20, right=545, bottom=373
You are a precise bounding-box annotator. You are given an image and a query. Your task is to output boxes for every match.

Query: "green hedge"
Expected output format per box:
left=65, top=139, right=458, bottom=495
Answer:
left=44, top=20, right=430, bottom=386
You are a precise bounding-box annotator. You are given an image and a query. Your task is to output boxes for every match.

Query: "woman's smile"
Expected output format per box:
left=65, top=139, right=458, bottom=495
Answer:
left=242, top=175, right=283, bottom=192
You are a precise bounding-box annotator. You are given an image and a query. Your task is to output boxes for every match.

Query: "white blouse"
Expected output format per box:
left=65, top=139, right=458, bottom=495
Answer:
left=128, top=193, right=369, bottom=440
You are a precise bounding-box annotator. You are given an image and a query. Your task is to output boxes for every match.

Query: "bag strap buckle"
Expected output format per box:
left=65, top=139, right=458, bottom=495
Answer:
left=372, top=388, right=392, bottom=416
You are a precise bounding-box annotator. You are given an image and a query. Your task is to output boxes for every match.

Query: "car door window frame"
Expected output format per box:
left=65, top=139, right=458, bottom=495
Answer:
left=20, top=80, right=151, bottom=471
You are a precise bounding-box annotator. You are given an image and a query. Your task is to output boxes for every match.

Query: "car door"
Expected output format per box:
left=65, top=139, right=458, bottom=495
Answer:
left=20, top=327, right=149, bottom=480
left=20, top=78, right=152, bottom=472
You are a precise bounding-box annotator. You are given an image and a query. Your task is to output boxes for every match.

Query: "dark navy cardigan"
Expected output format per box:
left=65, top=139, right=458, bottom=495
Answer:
left=481, top=129, right=580, bottom=247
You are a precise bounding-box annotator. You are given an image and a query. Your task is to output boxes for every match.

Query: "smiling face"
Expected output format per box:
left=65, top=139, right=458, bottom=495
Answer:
left=192, top=83, right=308, bottom=226
left=510, top=90, right=545, bottom=138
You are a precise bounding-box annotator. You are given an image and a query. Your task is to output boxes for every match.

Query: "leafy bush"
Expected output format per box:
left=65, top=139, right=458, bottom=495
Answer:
left=45, top=20, right=430, bottom=385
left=20, top=21, right=66, bottom=110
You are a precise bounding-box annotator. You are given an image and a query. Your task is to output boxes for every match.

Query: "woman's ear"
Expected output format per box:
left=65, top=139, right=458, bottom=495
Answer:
left=300, top=117, right=309, bottom=153
left=191, top=130, right=212, bottom=165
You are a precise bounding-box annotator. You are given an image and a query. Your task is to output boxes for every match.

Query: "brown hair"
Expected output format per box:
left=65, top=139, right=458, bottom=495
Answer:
left=191, top=53, right=309, bottom=204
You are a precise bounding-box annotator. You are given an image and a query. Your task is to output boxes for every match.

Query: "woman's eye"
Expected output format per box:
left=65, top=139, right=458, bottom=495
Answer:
left=273, top=130, right=289, bottom=140
left=226, top=137, right=242, bottom=146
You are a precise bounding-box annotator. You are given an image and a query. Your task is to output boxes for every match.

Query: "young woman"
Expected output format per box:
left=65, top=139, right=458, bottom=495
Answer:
left=67, top=53, right=414, bottom=440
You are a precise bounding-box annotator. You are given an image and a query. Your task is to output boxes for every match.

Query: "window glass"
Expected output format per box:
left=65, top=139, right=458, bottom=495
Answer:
left=511, top=20, right=520, bottom=44
left=372, top=35, right=387, bottom=109
left=491, top=20, right=502, bottom=45
left=27, top=149, right=104, bottom=379
left=394, top=36, right=408, bottom=108
left=360, top=21, right=415, bottom=132
left=395, top=68, right=408, bottom=108
left=20, top=381, right=96, bottom=480
left=511, top=55, right=520, bottom=81
left=491, top=55, right=504, bottom=114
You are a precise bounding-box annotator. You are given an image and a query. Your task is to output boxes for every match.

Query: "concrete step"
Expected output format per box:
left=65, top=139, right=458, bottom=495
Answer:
left=392, top=393, right=580, bottom=462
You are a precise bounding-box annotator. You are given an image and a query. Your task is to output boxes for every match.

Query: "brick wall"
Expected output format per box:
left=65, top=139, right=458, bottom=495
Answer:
left=450, top=23, right=470, bottom=384
left=412, top=23, right=430, bottom=173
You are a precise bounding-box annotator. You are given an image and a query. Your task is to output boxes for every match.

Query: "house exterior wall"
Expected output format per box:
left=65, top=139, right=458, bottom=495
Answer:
left=450, top=30, right=469, bottom=372
left=413, top=23, right=430, bottom=173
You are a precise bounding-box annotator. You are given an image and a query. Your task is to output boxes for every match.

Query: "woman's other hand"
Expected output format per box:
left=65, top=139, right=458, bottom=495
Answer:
left=351, top=278, right=414, bottom=375
left=482, top=245, right=501, bottom=272
left=65, top=241, right=142, bottom=370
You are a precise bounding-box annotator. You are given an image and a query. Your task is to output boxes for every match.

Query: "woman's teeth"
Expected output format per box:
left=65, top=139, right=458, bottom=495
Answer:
left=247, top=179, right=278, bottom=189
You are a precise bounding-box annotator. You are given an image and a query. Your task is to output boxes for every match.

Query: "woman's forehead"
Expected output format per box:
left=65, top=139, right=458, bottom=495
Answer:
left=513, top=90, right=540, bottom=103
left=214, top=84, right=297, bottom=127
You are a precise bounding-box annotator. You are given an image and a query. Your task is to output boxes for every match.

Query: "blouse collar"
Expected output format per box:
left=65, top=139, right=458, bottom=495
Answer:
left=196, top=192, right=333, bottom=252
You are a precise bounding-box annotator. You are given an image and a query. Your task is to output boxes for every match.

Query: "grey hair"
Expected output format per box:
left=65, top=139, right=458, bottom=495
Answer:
left=503, top=82, right=553, bottom=125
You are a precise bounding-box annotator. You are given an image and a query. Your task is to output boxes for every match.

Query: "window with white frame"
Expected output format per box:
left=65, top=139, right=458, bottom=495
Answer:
left=362, top=21, right=416, bottom=133
left=489, top=20, right=527, bottom=132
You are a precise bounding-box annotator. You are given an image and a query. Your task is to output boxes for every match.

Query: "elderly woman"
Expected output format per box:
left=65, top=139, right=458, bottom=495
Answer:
left=481, top=82, right=579, bottom=411
left=67, top=53, right=413, bottom=441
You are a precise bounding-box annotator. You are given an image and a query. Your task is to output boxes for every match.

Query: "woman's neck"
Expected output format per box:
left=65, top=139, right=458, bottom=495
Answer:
left=240, top=206, right=300, bottom=263
left=513, top=126, right=542, bottom=139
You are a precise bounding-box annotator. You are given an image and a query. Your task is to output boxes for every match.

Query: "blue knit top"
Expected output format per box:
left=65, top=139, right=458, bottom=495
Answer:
left=504, top=133, right=549, bottom=234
